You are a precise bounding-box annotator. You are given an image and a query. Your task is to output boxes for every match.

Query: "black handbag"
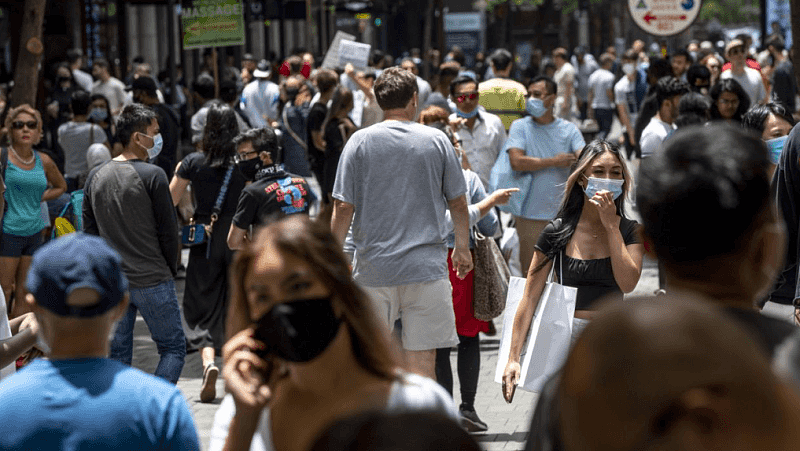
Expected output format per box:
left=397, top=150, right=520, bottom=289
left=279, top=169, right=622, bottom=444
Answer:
left=181, top=164, right=235, bottom=259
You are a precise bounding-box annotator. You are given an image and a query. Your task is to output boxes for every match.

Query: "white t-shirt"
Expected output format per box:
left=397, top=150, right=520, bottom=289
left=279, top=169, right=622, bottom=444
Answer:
left=639, top=116, right=674, bottom=158
left=588, top=69, right=616, bottom=109
left=614, top=76, right=639, bottom=127
left=720, top=67, right=766, bottom=107
left=554, top=63, right=577, bottom=119
left=209, top=372, right=458, bottom=451
left=91, top=77, right=127, bottom=114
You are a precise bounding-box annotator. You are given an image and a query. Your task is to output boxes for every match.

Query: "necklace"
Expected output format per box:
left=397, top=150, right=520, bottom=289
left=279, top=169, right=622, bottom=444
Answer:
left=9, top=145, right=34, bottom=165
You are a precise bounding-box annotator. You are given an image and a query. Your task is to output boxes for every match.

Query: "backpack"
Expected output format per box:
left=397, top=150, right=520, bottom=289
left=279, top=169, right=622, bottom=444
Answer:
left=52, top=190, right=83, bottom=238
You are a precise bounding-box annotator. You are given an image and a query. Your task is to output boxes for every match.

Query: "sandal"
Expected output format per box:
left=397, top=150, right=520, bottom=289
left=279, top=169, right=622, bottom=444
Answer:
left=200, top=364, right=218, bottom=403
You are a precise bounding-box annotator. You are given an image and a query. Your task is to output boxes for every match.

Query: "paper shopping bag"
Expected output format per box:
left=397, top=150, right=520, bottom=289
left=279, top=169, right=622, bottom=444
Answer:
left=518, top=281, right=577, bottom=393
left=494, top=275, right=577, bottom=394
left=494, top=276, right=528, bottom=386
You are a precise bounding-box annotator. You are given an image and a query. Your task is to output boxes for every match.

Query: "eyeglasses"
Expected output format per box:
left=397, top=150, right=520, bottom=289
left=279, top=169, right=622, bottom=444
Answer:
left=234, top=149, right=258, bottom=163
left=456, top=92, right=478, bottom=103
left=11, top=121, right=37, bottom=130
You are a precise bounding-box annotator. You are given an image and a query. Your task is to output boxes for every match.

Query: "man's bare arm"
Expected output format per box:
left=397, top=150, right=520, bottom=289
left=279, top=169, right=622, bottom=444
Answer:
left=331, top=199, right=355, bottom=246
left=508, top=148, right=577, bottom=172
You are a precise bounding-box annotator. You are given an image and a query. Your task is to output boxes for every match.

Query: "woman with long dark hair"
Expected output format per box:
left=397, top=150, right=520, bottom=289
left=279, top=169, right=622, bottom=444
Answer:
left=169, top=103, right=246, bottom=402
left=320, top=87, right=355, bottom=202
left=210, top=216, right=456, bottom=451
left=502, top=140, right=644, bottom=393
left=710, top=78, right=750, bottom=123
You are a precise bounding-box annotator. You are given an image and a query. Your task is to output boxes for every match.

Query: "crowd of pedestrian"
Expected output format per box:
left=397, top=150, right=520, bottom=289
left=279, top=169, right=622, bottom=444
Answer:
left=0, top=33, right=797, bottom=449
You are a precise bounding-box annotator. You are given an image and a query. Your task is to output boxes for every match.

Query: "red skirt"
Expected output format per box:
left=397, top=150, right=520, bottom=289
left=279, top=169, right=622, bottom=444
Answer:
left=448, top=249, right=489, bottom=337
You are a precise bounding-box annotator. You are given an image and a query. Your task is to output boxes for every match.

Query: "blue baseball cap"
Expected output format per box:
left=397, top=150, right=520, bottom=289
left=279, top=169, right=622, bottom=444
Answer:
left=26, top=233, right=128, bottom=317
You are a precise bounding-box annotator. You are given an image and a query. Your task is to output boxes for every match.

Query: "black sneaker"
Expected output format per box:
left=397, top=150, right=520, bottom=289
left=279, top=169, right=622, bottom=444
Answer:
left=460, top=405, right=488, bottom=432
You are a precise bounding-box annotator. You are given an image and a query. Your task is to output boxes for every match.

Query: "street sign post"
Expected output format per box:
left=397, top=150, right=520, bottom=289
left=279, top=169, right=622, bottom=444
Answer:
left=628, top=0, right=702, bottom=37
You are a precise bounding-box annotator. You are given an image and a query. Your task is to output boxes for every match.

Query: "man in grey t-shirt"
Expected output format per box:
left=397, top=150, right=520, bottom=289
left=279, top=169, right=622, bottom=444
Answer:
left=331, top=67, right=472, bottom=380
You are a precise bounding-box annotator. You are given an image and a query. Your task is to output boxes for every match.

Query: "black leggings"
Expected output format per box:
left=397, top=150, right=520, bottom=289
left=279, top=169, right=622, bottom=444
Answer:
left=435, top=334, right=480, bottom=409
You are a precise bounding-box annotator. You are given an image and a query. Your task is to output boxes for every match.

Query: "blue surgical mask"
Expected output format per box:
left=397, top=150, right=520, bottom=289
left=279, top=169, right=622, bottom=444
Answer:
left=766, top=135, right=788, bottom=164
left=584, top=176, right=624, bottom=200
left=140, top=133, right=163, bottom=159
left=456, top=108, right=479, bottom=119
left=526, top=97, right=547, bottom=118
left=88, top=108, right=108, bottom=122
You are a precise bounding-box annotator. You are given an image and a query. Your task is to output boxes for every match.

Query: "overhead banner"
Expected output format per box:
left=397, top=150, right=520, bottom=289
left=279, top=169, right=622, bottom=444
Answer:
left=444, top=12, right=484, bottom=69
left=181, top=0, right=246, bottom=49
left=628, top=0, right=701, bottom=36
left=766, top=0, right=792, bottom=49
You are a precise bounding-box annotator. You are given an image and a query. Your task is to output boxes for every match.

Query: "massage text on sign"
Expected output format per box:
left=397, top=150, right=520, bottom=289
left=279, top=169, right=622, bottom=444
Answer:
left=628, top=0, right=701, bottom=37
left=181, top=0, right=245, bottom=49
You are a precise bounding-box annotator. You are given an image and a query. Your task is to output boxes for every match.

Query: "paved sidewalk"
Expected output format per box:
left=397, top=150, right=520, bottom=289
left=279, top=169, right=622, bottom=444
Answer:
left=129, top=252, right=661, bottom=450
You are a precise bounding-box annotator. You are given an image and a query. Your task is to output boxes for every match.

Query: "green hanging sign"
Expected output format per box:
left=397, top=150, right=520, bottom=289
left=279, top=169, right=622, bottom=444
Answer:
left=181, top=0, right=245, bottom=49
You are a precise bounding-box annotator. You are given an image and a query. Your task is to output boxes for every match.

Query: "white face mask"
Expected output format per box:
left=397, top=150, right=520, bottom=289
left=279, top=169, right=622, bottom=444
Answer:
left=622, top=63, right=636, bottom=75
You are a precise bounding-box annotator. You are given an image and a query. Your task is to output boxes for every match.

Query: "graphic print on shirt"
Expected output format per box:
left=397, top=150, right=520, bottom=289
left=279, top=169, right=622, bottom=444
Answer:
left=265, top=176, right=308, bottom=214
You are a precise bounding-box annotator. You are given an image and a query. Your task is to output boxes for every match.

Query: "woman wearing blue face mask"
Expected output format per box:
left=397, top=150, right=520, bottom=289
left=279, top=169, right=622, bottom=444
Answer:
left=88, top=94, right=123, bottom=157
left=211, top=216, right=458, bottom=451
left=502, top=140, right=644, bottom=394
left=742, top=102, right=795, bottom=177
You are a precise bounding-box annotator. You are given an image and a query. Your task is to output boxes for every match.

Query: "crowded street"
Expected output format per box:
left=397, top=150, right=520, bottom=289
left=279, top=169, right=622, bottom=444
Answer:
left=0, top=0, right=799, bottom=449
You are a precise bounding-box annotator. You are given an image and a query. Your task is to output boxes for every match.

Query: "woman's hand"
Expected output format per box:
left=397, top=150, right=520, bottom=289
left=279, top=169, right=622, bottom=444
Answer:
left=588, top=190, right=620, bottom=231
left=502, top=361, right=521, bottom=403
left=489, top=188, right=520, bottom=207
left=222, top=329, right=273, bottom=416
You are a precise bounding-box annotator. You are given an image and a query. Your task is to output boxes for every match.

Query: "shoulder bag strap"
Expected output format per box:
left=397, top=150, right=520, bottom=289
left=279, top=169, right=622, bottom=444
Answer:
left=204, top=164, right=235, bottom=260
left=211, top=164, right=235, bottom=222
left=282, top=106, right=308, bottom=151
left=1, top=146, right=7, bottom=180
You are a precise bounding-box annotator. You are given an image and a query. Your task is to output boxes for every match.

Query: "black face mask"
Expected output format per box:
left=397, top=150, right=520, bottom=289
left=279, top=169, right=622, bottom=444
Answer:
left=253, top=297, right=342, bottom=363
left=237, top=158, right=262, bottom=181
left=57, top=76, right=71, bottom=85
left=285, top=87, right=299, bottom=102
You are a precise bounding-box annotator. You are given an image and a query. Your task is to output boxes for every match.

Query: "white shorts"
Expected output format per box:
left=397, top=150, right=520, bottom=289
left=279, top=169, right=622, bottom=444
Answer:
left=362, top=278, right=458, bottom=351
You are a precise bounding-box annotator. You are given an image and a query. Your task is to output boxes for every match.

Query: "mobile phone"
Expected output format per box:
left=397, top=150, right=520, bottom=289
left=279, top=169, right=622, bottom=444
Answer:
left=503, top=380, right=517, bottom=403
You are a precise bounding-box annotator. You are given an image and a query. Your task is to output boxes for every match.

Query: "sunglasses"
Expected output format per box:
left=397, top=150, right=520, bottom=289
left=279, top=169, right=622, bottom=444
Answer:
left=11, top=121, right=37, bottom=130
left=456, top=92, right=478, bottom=103
left=728, top=47, right=744, bottom=55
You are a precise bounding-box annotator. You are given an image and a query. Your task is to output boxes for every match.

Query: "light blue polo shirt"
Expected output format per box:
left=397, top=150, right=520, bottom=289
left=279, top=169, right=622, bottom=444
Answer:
left=503, top=116, right=585, bottom=220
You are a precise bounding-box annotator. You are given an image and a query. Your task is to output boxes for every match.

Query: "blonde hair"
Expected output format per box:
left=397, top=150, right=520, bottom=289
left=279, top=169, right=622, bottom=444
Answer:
left=3, top=104, right=43, bottom=146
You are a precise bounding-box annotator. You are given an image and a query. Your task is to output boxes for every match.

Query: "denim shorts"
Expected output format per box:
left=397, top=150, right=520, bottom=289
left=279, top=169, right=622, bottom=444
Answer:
left=0, top=231, right=43, bottom=257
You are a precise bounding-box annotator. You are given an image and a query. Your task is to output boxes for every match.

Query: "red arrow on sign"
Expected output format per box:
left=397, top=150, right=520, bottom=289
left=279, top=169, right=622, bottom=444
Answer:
left=680, top=15, right=686, bottom=19
left=644, top=12, right=657, bottom=23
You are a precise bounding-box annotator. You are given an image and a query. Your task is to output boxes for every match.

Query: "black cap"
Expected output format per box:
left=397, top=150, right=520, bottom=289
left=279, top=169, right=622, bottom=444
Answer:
left=127, top=75, right=158, bottom=95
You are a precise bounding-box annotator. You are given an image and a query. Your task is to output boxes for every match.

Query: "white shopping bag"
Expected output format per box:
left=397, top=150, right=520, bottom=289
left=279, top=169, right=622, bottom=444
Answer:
left=494, top=261, right=577, bottom=393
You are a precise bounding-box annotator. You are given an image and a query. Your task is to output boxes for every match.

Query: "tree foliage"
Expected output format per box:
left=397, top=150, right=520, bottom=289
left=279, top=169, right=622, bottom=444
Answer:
left=699, top=0, right=760, bottom=24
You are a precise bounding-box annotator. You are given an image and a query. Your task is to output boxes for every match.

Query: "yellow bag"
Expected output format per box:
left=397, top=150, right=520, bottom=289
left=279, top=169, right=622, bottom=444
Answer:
left=54, top=217, right=76, bottom=237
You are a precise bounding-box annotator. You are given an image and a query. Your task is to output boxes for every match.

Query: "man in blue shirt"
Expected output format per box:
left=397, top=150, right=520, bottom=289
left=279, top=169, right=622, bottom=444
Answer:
left=505, top=75, right=585, bottom=272
left=0, top=233, right=200, bottom=450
